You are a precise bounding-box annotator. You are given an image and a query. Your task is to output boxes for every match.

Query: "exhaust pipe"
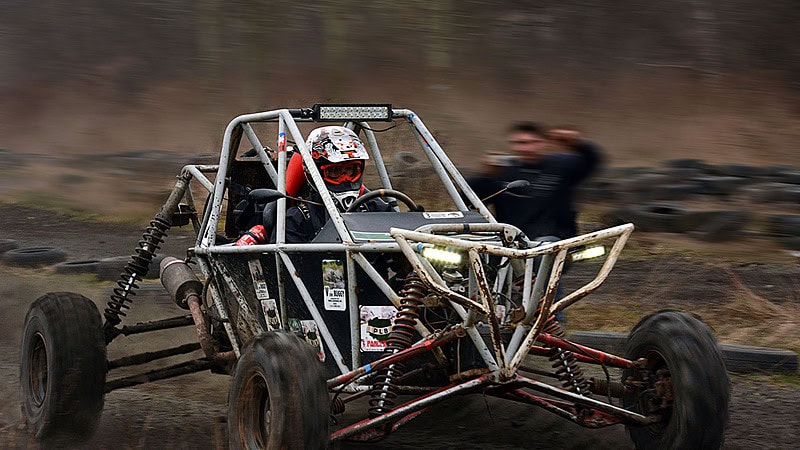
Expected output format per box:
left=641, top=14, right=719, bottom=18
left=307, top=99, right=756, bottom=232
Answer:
left=160, top=257, right=235, bottom=362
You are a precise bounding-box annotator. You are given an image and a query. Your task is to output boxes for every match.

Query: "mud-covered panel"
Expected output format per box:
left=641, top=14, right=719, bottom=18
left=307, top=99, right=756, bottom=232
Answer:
left=210, top=255, right=272, bottom=343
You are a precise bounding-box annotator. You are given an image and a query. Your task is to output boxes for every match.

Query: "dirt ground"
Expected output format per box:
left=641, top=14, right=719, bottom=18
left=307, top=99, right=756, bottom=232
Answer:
left=0, top=204, right=799, bottom=449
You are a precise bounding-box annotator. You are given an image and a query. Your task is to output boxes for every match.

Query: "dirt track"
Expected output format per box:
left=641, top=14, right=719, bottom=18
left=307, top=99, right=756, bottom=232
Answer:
left=1, top=204, right=799, bottom=449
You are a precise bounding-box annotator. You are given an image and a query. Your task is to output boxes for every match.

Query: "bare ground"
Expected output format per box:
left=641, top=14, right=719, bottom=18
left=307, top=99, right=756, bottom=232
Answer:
left=0, top=204, right=798, bottom=449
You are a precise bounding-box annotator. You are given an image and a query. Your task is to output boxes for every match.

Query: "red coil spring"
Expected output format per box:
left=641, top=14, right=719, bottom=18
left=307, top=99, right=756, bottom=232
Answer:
left=543, top=314, right=565, bottom=337
left=545, top=315, right=591, bottom=395
left=368, top=274, right=426, bottom=418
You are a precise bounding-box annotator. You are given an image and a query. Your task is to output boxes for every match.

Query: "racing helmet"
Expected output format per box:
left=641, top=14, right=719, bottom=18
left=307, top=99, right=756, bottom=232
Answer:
left=305, top=126, right=370, bottom=211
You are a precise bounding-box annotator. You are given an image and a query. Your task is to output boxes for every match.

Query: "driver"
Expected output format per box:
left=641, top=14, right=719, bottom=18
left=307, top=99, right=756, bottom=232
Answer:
left=282, top=126, right=392, bottom=243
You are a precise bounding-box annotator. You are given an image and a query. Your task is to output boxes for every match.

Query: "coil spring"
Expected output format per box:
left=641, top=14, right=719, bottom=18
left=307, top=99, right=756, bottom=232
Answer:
left=331, top=396, right=346, bottom=415
left=543, top=314, right=566, bottom=337
left=545, top=315, right=591, bottom=396
left=103, top=215, right=171, bottom=331
left=367, top=274, right=426, bottom=418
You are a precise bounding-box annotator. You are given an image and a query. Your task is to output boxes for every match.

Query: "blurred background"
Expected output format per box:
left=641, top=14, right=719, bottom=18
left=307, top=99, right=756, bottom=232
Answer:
left=1, top=4, right=799, bottom=447
left=0, top=0, right=799, bottom=220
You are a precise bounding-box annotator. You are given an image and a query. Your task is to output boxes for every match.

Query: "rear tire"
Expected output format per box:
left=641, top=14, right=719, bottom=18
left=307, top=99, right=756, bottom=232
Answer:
left=622, top=310, right=730, bottom=450
left=227, top=332, right=329, bottom=450
left=20, top=292, right=107, bottom=443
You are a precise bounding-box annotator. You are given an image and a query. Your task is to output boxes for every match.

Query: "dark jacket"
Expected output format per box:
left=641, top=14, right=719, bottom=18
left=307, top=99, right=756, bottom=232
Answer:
left=467, top=140, right=602, bottom=240
left=283, top=192, right=393, bottom=243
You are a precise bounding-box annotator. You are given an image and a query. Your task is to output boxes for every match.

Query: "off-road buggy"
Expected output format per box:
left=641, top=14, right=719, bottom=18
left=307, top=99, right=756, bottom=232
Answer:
left=20, top=104, right=730, bottom=449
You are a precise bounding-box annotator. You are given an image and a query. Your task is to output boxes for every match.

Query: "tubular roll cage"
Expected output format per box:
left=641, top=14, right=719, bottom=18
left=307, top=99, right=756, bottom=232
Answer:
left=110, top=107, right=648, bottom=436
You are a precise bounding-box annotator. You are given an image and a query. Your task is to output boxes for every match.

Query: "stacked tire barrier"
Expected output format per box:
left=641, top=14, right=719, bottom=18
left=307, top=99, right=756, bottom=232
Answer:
left=765, top=215, right=800, bottom=251
left=0, top=239, right=167, bottom=279
left=581, top=160, right=800, bottom=247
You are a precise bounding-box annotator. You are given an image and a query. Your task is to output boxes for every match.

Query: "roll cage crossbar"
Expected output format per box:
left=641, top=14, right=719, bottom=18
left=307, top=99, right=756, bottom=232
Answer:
left=196, top=107, right=493, bottom=250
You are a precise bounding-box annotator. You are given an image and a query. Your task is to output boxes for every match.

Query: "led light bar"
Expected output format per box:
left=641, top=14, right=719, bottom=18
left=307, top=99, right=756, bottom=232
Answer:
left=569, top=245, right=606, bottom=262
left=416, top=243, right=463, bottom=265
left=312, top=104, right=392, bottom=122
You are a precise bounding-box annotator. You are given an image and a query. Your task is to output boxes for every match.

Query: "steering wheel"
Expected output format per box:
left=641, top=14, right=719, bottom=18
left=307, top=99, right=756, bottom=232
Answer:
left=345, top=188, right=420, bottom=213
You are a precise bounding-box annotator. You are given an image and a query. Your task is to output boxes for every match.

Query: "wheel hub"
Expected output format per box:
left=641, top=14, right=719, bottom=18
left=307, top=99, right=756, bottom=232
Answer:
left=242, top=373, right=271, bottom=448
left=28, top=332, right=48, bottom=407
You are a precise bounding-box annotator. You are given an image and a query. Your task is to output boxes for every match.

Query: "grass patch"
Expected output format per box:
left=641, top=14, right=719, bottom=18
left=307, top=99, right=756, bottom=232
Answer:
left=10, top=191, right=105, bottom=222
left=732, top=373, right=800, bottom=388
left=3, top=193, right=162, bottom=225
left=767, top=373, right=800, bottom=387
left=704, top=266, right=800, bottom=354
left=2, top=265, right=108, bottom=289
left=565, top=263, right=800, bottom=355
left=565, top=301, right=651, bottom=334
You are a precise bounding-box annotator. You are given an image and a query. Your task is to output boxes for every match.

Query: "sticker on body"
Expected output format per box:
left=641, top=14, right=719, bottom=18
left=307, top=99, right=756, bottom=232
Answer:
left=248, top=259, right=269, bottom=300
left=322, top=259, right=346, bottom=311
left=261, top=299, right=281, bottom=331
left=360, top=305, right=398, bottom=352
left=301, top=319, right=325, bottom=362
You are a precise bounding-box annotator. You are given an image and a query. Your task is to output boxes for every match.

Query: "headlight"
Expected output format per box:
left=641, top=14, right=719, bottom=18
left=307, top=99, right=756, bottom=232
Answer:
left=416, top=244, right=463, bottom=265
left=569, top=245, right=606, bottom=262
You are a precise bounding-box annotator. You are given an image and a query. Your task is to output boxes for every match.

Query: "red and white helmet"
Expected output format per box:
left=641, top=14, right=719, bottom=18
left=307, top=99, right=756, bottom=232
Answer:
left=305, top=126, right=370, bottom=164
left=304, top=126, right=370, bottom=210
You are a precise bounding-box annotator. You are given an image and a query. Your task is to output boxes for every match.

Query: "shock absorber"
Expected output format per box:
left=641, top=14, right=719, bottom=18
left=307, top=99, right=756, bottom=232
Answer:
left=545, top=314, right=591, bottom=396
left=102, top=172, right=191, bottom=343
left=102, top=214, right=171, bottom=341
left=368, top=273, right=426, bottom=418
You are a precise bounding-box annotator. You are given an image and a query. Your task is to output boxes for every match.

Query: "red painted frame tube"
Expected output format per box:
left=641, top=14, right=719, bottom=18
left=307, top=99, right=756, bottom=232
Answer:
left=330, top=374, right=489, bottom=441
left=500, top=388, right=625, bottom=428
left=534, top=333, right=637, bottom=369
left=327, top=327, right=462, bottom=389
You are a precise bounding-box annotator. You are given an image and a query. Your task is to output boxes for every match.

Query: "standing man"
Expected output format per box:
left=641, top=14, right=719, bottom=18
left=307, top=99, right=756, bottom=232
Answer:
left=468, top=122, right=603, bottom=326
left=467, top=122, right=602, bottom=242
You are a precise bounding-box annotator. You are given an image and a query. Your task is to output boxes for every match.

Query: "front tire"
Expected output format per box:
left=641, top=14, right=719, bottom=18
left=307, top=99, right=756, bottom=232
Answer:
left=623, top=310, right=730, bottom=449
left=20, top=292, right=107, bottom=443
left=227, top=332, right=329, bottom=450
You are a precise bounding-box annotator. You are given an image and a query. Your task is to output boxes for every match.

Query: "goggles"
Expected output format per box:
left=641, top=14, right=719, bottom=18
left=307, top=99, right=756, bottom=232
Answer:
left=319, top=160, right=364, bottom=185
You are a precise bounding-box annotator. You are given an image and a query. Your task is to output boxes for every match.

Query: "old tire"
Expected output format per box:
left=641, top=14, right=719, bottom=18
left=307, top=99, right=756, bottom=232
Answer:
left=766, top=214, right=800, bottom=237
left=686, top=210, right=750, bottom=242
left=627, top=204, right=692, bottom=232
left=774, top=236, right=800, bottom=251
left=20, top=292, right=107, bottom=443
left=227, top=332, right=329, bottom=450
left=97, top=254, right=165, bottom=281
left=54, top=259, right=100, bottom=275
left=3, top=246, right=67, bottom=267
left=96, top=255, right=131, bottom=281
left=0, top=238, right=19, bottom=254
left=622, top=310, right=730, bottom=450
